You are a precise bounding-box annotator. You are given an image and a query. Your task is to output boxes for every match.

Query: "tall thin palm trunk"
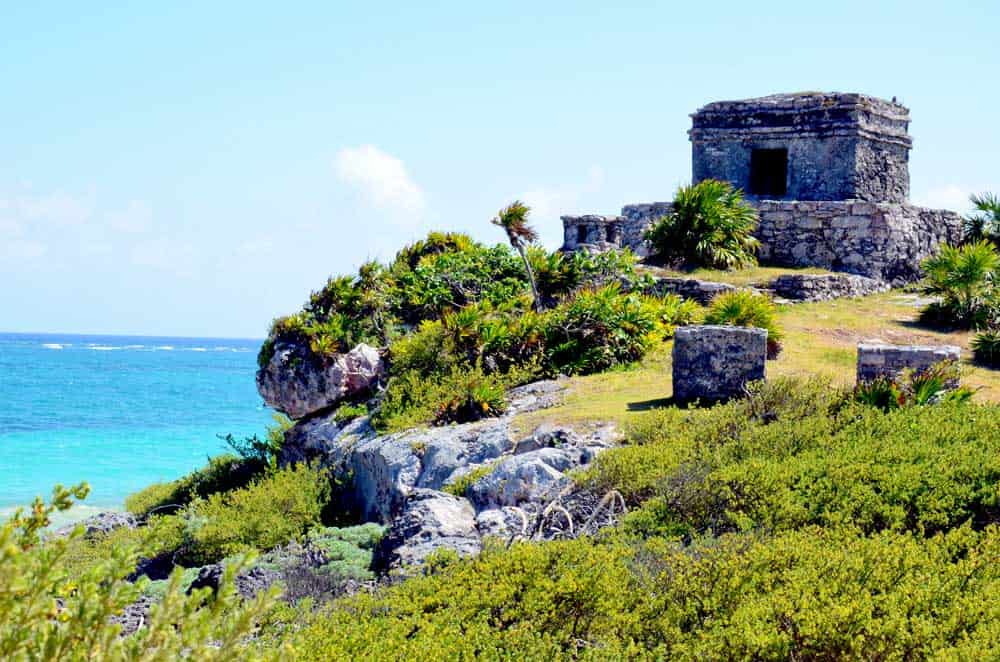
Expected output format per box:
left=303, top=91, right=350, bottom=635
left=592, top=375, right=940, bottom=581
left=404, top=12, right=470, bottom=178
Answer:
left=515, top=242, right=542, bottom=311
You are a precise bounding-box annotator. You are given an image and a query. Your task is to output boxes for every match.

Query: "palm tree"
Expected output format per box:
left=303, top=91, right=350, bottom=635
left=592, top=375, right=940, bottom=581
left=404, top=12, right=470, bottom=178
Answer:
left=963, top=192, right=1000, bottom=245
left=492, top=200, right=542, bottom=311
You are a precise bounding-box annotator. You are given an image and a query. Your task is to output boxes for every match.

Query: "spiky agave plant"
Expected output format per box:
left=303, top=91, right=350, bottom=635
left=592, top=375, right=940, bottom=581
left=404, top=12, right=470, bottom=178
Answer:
left=644, top=179, right=760, bottom=270
left=493, top=200, right=542, bottom=311
left=920, top=240, right=1000, bottom=328
left=963, top=192, right=1000, bottom=245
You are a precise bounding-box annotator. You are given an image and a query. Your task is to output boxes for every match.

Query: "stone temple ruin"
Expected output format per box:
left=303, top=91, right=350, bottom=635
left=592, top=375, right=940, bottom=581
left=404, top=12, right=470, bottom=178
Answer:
left=561, top=92, right=962, bottom=284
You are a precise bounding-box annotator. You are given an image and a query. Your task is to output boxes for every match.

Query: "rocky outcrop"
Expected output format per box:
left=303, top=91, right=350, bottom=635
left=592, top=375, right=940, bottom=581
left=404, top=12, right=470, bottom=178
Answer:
left=54, top=511, right=137, bottom=539
left=187, top=564, right=281, bottom=600
left=373, top=489, right=481, bottom=572
left=279, top=378, right=620, bottom=570
left=256, top=342, right=384, bottom=419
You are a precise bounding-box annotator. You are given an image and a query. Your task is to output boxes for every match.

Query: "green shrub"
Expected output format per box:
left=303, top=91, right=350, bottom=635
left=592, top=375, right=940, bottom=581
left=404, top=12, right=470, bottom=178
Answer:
left=544, top=284, right=658, bottom=375
left=973, top=328, right=1000, bottom=367
left=177, top=463, right=331, bottom=566
left=621, top=397, right=1000, bottom=538
left=1, top=485, right=279, bottom=660
left=530, top=247, right=647, bottom=304
left=963, top=192, right=1000, bottom=245
left=332, top=402, right=368, bottom=423
left=304, top=523, right=385, bottom=581
left=125, top=454, right=261, bottom=517
left=288, top=526, right=1000, bottom=660
left=703, top=289, right=784, bottom=358
left=854, top=361, right=971, bottom=410
left=373, top=365, right=528, bottom=432
left=920, top=240, right=1000, bottom=329
left=442, top=464, right=496, bottom=498
left=644, top=179, right=760, bottom=270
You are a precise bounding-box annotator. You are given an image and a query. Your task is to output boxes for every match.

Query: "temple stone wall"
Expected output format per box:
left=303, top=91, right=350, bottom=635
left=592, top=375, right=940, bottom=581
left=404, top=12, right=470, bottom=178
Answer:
left=558, top=92, right=960, bottom=284
left=689, top=93, right=911, bottom=203
left=754, top=201, right=962, bottom=284
left=562, top=200, right=960, bottom=285
left=672, top=325, right=767, bottom=403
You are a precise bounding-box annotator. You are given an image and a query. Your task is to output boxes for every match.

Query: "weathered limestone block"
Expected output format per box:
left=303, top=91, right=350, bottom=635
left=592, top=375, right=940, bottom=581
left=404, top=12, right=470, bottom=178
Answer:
left=770, top=274, right=889, bottom=302
left=257, top=342, right=384, bottom=419
left=672, top=325, right=767, bottom=403
left=856, top=344, right=962, bottom=385
left=647, top=277, right=737, bottom=305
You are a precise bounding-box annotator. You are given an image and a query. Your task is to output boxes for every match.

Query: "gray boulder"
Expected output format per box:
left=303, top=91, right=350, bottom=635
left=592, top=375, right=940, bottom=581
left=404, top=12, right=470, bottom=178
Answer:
left=187, top=563, right=281, bottom=600
left=54, top=511, right=137, bottom=539
left=374, top=489, right=481, bottom=572
left=467, top=450, right=573, bottom=510
left=257, top=342, right=384, bottom=420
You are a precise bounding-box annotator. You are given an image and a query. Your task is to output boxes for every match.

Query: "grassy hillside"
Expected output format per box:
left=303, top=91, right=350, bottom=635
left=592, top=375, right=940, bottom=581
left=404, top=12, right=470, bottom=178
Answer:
left=515, top=288, right=1000, bottom=434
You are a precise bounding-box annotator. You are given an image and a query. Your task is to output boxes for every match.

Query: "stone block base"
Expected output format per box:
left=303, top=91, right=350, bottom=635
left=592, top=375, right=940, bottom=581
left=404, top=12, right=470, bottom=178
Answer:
left=856, top=344, right=962, bottom=385
left=673, top=325, right=767, bottom=403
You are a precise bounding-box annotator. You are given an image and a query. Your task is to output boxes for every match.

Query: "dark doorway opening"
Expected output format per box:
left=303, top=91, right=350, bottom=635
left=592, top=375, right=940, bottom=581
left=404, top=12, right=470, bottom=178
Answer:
left=749, top=148, right=788, bottom=198
left=577, top=225, right=589, bottom=244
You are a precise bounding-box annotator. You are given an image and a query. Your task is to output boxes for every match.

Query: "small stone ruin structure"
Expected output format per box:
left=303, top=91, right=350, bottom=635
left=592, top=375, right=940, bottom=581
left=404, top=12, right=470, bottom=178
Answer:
left=562, top=92, right=962, bottom=284
left=856, top=343, right=962, bottom=386
left=672, top=326, right=767, bottom=403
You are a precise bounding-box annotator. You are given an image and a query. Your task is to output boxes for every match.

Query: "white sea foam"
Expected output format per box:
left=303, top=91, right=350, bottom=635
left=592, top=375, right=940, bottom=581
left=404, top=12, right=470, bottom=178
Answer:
left=42, top=343, right=63, bottom=350
left=90, top=346, right=118, bottom=351
left=155, top=345, right=175, bottom=351
left=190, top=347, right=207, bottom=352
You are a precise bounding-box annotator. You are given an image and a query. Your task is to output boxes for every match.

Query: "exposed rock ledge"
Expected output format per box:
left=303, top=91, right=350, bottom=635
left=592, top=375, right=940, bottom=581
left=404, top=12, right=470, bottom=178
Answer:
left=257, top=342, right=385, bottom=420
left=280, top=379, right=621, bottom=573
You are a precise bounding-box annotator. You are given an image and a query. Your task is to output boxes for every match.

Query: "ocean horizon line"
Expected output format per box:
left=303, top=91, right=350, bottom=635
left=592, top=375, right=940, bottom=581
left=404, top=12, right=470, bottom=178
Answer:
left=0, top=330, right=265, bottom=343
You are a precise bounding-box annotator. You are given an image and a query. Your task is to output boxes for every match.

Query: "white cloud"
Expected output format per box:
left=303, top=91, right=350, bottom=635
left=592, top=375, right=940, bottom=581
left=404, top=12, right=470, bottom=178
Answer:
left=0, top=239, right=47, bottom=261
left=914, top=185, right=974, bottom=214
left=15, top=190, right=94, bottom=226
left=106, top=200, right=153, bottom=234
left=334, top=145, right=426, bottom=214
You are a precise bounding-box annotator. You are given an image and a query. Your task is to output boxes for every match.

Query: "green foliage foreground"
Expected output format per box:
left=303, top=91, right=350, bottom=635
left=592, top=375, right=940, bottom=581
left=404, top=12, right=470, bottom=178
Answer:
left=12, top=379, right=1000, bottom=659
left=284, top=381, right=1000, bottom=660
left=0, top=485, right=283, bottom=661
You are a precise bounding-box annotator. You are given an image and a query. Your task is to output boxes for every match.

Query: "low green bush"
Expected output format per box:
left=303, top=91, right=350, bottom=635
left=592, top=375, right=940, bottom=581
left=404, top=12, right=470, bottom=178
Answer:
left=125, top=454, right=261, bottom=518
left=126, top=416, right=291, bottom=517
left=176, top=463, right=331, bottom=566
left=973, top=328, right=1000, bottom=367
left=288, top=526, right=1000, bottom=660
left=305, top=523, right=384, bottom=581
left=703, top=289, right=784, bottom=358
left=644, top=179, right=760, bottom=270
left=853, top=361, right=972, bottom=410
left=543, top=284, right=659, bottom=375
left=2, top=485, right=280, bottom=660
left=610, top=394, right=1000, bottom=539
left=373, top=365, right=528, bottom=433
left=920, top=240, right=999, bottom=329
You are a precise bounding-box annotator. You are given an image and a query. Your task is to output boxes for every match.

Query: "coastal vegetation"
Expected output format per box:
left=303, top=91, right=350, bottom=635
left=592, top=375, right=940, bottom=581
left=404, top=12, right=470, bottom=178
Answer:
left=644, top=179, right=760, bottom=270
left=10, top=192, right=1000, bottom=658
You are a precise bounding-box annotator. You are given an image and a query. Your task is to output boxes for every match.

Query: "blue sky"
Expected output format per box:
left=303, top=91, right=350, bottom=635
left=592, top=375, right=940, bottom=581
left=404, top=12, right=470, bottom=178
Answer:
left=1, top=1, right=997, bottom=337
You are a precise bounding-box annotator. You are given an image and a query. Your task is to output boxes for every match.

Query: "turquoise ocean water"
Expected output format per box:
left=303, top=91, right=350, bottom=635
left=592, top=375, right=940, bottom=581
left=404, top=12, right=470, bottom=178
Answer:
left=0, top=333, right=273, bottom=521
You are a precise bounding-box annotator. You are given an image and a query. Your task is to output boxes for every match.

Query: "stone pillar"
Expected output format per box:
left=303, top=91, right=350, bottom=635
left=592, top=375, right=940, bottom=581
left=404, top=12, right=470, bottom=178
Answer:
left=672, top=325, right=767, bottom=403
left=856, top=344, right=962, bottom=385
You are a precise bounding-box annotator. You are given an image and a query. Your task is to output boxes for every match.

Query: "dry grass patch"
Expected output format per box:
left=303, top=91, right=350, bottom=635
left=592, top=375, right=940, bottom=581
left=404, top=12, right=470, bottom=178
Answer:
left=513, top=290, right=1000, bottom=431
left=638, top=264, right=833, bottom=287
